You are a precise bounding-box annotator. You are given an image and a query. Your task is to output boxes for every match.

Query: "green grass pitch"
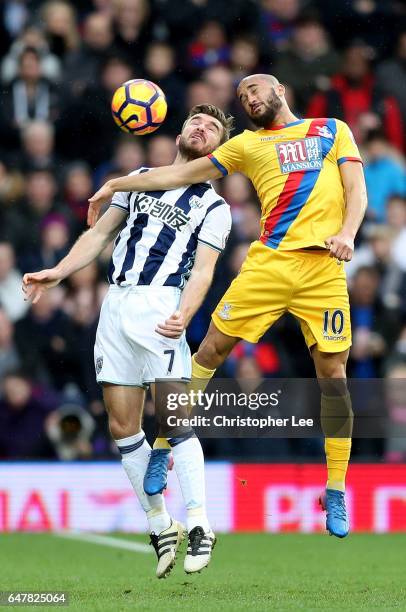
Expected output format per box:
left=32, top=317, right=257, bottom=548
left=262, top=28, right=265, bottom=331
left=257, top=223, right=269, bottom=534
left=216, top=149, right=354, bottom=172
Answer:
left=1, top=533, right=405, bottom=611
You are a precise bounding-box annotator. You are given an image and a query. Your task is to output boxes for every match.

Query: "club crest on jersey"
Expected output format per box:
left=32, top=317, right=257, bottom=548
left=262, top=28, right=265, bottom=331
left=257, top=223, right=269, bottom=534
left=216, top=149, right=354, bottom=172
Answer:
left=189, top=195, right=203, bottom=209
left=95, top=356, right=103, bottom=374
left=218, top=303, right=232, bottom=320
left=276, top=137, right=322, bottom=174
left=316, top=125, right=333, bottom=139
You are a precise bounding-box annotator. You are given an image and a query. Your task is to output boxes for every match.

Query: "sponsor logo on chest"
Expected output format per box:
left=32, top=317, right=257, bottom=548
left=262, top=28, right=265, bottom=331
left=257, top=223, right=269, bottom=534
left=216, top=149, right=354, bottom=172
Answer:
left=276, top=137, right=322, bottom=174
left=131, top=193, right=191, bottom=231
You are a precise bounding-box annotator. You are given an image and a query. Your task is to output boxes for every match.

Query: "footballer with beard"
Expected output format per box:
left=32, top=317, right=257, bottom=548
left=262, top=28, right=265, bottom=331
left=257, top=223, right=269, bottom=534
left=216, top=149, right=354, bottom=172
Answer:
left=23, top=104, right=233, bottom=578
left=88, top=74, right=367, bottom=541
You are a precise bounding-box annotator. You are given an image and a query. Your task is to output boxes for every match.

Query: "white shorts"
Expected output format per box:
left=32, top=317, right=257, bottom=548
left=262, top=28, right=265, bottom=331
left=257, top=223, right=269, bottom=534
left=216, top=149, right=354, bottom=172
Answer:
left=94, top=285, right=191, bottom=387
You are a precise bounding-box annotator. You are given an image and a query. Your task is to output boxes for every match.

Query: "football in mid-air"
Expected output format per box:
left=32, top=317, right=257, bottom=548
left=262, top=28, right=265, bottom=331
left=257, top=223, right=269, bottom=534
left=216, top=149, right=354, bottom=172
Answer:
left=111, top=79, right=167, bottom=135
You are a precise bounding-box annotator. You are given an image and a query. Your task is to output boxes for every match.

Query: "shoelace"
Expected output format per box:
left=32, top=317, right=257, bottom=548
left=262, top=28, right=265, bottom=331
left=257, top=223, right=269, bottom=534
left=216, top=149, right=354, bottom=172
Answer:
left=147, top=453, right=169, bottom=479
left=328, top=491, right=347, bottom=521
left=188, top=526, right=206, bottom=554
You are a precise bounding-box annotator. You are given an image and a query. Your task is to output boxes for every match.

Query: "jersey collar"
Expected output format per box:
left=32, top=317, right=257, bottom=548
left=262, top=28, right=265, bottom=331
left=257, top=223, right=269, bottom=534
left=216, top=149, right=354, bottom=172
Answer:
left=264, top=119, right=305, bottom=131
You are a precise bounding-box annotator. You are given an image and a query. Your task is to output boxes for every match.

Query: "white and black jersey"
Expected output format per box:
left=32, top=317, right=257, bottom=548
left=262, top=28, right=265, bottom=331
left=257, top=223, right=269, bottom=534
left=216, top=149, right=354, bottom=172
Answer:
left=108, top=167, right=232, bottom=289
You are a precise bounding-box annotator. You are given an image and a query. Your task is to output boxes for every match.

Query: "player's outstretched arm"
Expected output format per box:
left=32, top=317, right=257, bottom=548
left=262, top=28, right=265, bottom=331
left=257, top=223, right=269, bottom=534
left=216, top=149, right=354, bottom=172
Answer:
left=156, top=243, right=220, bottom=339
left=88, top=156, right=222, bottom=227
left=325, top=161, right=367, bottom=262
left=23, top=207, right=126, bottom=303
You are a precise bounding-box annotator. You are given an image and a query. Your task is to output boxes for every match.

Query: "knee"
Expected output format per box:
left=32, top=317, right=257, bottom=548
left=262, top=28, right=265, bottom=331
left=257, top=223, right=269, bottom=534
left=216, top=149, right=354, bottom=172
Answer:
left=314, top=349, right=348, bottom=380
left=108, top=413, right=140, bottom=440
left=197, top=328, right=231, bottom=369
left=318, top=360, right=346, bottom=379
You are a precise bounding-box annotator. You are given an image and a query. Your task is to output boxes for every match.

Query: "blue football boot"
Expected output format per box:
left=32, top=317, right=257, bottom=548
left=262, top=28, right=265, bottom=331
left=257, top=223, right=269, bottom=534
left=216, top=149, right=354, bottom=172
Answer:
left=319, top=489, right=349, bottom=538
left=144, top=449, right=173, bottom=495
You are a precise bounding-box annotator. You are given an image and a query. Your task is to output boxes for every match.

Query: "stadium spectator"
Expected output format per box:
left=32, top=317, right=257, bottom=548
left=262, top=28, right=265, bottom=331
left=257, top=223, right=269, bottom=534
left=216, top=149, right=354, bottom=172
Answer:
left=111, top=138, right=145, bottom=176
left=64, top=11, right=115, bottom=95
left=187, top=21, right=230, bottom=74
left=65, top=260, right=109, bottom=315
left=44, top=402, right=95, bottom=460
left=388, top=197, right=406, bottom=278
left=89, top=0, right=113, bottom=16
left=0, top=46, right=60, bottom=152
left=259, top=0, right=300, bottom=51
left=348, top=266, right=400, bottom=377
left=0, top=308, right=21, bottom=379
left=63, top=162, right=93, bottom=230
left=228, top=241, right=250, bottom=275
left=221, top=173, right=257, bottom=221
left=23, top=169, right=59, bottom=220
left=0, top=370, right=58, bottom=459
left=185, top=80, right=217, bottom=110
left=385, top=326, right=406, bottom=372
left=0, top=242, right=29, bottom=322
left=376, top=31, right=406, bottom=152
left=40, top=0, right=80, bottom=60
left=94, top=136, right=146, bottom=189
left=230, top=36, right=262, bottom=83
left=154, top=0, right=261, bottom=47
left=111, top=0, right=152, bottom=70
left=146, top=134, right=177, bottom=168
left=65, top=260, right=101, bottom=293
left=188, top=239, right=252, bottom=350
left=60, top=286, right=102, bottom=401
left=367, top=225, right=405, bottom=311
left=0, top=1, right=27, bottom=45
left=1, top=25, right=62, bottom=84
left=14, top=287, right=73, bottom=389
left=231, top=201, right=261, bottom=243
left=56, top=54, right=133, bottom=164
left=143, top=41, right=186, bottom=134
left=203, top=65, right=250, bottom=132
left=363, top=131, right=406, bottom=223
left=19, top=169, right=70, bottom=255
left=384, top=361, right=406, bottom=463
left=227, top=342, right=284, bottom=377
left=20, top=120, right=59, bottom=173
left=316, top=0, right=404, bottom=53
left=229, top=354, right=291, bottom=459
left=307, top=43, right=405, bottom=151
left=387, top=196, right=406, bottom=233
left=20, top=213, right=71, bottom=274
left=216, top=242, right=251, bottom=298
left=273, top=13, right=339, bottom=113
left=0, top=163, right=27, bottom=254
left=0, top=159, right=24, bottom=207
left=204, top=66, right=235, bottom=111
left=0, top=5, right=13, bottom=60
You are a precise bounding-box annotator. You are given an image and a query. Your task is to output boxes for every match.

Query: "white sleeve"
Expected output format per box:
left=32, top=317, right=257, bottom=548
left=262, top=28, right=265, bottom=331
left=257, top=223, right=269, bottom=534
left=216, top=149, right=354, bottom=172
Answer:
left=198, top=200, right=232, bottom=252
left=110, top=168, right=144, bottom=213
left=110, top=190, right=130, bottom=213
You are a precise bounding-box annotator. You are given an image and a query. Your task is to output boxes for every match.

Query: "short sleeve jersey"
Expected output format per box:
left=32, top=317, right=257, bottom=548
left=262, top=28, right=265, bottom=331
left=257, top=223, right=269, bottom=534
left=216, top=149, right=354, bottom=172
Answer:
left=208, top=118, right=362, bottom=250
left=108, top=168, right=231, bottom=288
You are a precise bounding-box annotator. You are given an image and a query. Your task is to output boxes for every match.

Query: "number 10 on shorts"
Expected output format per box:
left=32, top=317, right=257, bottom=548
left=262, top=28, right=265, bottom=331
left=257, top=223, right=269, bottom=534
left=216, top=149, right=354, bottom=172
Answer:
left=323, top=309, right=344, bottom=336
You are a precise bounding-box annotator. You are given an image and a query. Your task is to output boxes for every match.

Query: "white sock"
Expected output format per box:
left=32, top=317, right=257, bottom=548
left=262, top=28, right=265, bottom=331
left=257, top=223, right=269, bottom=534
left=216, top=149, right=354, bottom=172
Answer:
left=116, top=431, right=171, bottom=534
left=171, top=436, right=210, bottom=532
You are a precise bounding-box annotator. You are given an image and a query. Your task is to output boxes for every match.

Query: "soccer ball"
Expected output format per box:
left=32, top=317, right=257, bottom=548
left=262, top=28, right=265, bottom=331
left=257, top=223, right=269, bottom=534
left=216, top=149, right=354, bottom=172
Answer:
left=111, top=79, right=167, bottom=136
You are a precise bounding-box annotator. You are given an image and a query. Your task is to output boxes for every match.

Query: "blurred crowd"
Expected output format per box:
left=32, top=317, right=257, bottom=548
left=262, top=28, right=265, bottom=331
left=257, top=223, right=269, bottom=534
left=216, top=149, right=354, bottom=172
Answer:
left=0, top=0, right=406, bottom=462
